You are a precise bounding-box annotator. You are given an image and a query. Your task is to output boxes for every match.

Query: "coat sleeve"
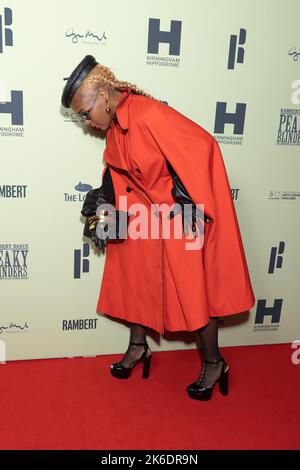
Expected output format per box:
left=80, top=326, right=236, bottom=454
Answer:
left=139, top=101, right=255, bottom=315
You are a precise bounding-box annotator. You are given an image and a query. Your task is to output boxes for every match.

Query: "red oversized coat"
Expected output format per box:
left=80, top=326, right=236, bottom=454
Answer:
left=96, top=89, right=255, bottom=334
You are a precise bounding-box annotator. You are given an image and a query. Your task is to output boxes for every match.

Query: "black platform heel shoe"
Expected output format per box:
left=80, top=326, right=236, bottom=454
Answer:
left=186, top=357, right=229, bottom=401
left=110, top=341, right=152, bottom=379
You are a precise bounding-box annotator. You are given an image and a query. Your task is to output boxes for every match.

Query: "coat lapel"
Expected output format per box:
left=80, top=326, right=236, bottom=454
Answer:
left=103, top=89, right=131, bottom=171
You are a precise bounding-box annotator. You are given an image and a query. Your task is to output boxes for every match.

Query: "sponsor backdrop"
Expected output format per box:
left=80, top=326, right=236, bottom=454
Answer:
left=0, top=0, right=299, bottom=361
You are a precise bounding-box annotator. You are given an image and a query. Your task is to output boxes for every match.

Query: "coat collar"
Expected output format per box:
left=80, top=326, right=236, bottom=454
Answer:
left=114, top=89, right=132, bottom=130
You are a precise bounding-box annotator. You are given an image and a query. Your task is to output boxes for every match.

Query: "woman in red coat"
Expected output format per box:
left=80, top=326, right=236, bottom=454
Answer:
left=62, top=56, right=255, bottom=401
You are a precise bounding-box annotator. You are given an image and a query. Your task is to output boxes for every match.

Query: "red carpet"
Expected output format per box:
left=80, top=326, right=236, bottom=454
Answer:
left=0, top=343, right=299, bottom=450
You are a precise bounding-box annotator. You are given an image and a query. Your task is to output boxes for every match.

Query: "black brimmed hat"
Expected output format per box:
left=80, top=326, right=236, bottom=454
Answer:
left=61, top=55, right=98, bottom=108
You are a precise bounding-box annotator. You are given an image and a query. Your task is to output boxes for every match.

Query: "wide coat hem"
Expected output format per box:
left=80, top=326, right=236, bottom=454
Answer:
left=96, top=298, right=255, bottom=335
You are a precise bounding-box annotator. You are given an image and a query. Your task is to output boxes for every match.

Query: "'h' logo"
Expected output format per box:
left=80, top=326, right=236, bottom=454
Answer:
left=147, top=18, right=181, bottom=56
left=214, top=101, right=246, bottom=135
left=0, top=90, right=23, bottom=125
left=255, top=299, right=283, bottom=325
left=0, top=7, right=13, bottom=54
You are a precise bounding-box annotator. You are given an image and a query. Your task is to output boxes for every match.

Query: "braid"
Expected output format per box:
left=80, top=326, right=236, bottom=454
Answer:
left=79, top=63, right=157, bottom=100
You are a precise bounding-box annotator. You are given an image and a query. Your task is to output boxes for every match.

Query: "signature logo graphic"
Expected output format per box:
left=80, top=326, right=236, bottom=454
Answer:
left=0, top=322, right=29, bottom=334
left=65, top=28, right=107, bottom=44
left=289, top=48, right=300, bottom=61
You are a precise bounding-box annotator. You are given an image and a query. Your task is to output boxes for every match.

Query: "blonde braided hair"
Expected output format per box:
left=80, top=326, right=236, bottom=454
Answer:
left=79, top=63, right=157, bottom=100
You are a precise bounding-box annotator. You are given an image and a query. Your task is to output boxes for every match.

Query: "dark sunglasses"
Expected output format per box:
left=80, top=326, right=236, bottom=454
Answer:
left=77, top=89, right=100, bottom=121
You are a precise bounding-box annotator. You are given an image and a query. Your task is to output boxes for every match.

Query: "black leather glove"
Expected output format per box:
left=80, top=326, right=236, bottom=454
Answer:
left=81, top=166, right=129, bottom=248
left=166, top=159, right=212, bottom=237
left=83, top=213, right=108, bottom=249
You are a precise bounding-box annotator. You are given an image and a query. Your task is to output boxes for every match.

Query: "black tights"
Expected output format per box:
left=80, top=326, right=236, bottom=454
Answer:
left=197, top=316, right=222, bottom=362
left=117, top=322, right=148, bottom=368
left=196, top=317, right=223, bottom=387
left=119, top=318, right=223, bottom=387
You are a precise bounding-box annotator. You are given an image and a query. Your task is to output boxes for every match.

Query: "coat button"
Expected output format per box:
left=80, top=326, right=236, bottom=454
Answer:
left=126, top=186, right=133, bottom=192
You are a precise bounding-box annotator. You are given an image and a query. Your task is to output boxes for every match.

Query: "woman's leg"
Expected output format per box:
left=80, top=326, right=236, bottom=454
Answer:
left=117, top=322, right=148, bottom=367
left=196, top=317, right=223, bottom=387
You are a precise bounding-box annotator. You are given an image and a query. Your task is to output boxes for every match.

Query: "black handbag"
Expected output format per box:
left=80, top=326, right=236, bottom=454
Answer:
left=81, top=166, right=129, bottom=248
left=165, top=159, right=212, bottom=236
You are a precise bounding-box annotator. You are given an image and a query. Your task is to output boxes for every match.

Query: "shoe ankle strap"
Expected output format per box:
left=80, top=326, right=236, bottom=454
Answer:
left=130, top=341, right=148, bottom=346
left=203, top=357, right=224, bottom=365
